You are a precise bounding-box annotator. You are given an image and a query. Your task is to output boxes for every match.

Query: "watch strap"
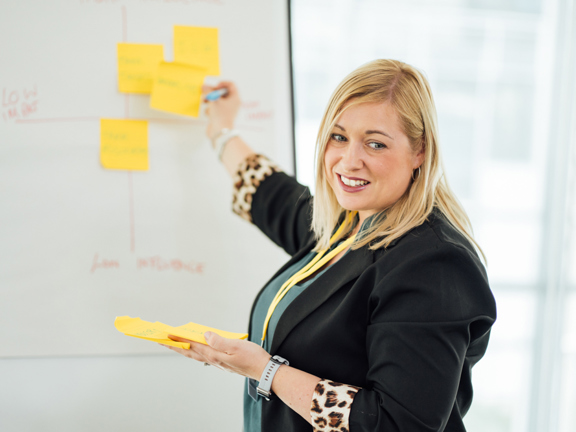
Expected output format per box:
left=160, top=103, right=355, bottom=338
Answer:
left=213, top=128, right=239, bottom=160
left=256, top=355, right=289, bottom=401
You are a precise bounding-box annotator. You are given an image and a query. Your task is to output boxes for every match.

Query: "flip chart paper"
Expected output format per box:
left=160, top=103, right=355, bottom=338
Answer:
left=117, top=43, right=164, bottom=94
left=114, top=316, right=248, bottom=349
left=174, top=25, right=220, bottom=75
left=100, top=119, right=149, bottom=171
left=149, top=62, right=206, bottom=117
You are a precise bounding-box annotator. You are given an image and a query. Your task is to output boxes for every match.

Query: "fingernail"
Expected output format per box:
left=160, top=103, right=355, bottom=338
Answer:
left=204, top=331, right=213, bottom=341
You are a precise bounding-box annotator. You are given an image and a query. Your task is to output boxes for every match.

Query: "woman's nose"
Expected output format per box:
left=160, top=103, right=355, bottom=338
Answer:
left=340, top=141, right=364, bottom=170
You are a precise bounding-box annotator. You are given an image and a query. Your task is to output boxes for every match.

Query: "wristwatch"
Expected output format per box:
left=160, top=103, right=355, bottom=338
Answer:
left=212, top=128, right=239, bottom=160
left=256, top=355, right=289, bottom=401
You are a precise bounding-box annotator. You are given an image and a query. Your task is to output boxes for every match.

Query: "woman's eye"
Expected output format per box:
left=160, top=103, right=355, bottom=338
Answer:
left=331, top=133, right=347, bottom=142
left=368, top=141, right=386, bottom=149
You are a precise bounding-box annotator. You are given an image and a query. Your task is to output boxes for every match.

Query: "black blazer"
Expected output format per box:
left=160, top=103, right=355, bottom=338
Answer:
left=248, top=172, right=497, bottom=432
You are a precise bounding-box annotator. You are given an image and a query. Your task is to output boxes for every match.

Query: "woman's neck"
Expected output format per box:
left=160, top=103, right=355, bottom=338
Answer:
left=353, top=210, right=375, bottom=236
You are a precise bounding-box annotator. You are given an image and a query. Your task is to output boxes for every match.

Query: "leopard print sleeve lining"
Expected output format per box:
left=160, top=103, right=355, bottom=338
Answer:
left=311, top=379, right=361, bottom=432
left=232, top=153, right=281, bottom=223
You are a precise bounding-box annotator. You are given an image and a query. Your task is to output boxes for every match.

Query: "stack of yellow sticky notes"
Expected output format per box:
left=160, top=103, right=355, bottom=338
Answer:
left=100, top=26, right=220, bottom=172
left=117, top=25, right=220, bottom=118
left=115, top=316, right=248, bottom=349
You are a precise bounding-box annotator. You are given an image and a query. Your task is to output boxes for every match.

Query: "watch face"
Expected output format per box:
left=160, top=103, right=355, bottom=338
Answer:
left=272, top=355, right=288, bottom=365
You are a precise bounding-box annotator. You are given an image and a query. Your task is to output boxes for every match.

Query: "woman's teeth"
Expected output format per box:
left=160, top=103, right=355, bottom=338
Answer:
left=340, top=175, right=368, bottom=187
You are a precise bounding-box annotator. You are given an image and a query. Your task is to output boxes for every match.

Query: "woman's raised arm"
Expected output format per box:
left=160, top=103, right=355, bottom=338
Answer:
left=203, top=82, right=315, bottom=254
left=203, top=81, right=255, bottom=177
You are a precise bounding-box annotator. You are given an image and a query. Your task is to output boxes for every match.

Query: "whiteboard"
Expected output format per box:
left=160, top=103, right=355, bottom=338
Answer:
left=0, top=0, right=293, bottom=358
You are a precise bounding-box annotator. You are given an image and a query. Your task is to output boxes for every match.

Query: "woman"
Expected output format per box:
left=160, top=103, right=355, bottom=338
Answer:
left=164, top=59, right=496, bottom=432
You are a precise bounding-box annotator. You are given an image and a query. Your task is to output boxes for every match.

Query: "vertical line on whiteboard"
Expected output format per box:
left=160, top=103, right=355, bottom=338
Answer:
left=122, top=5, right=127, bottom=42
left=122, top=5, right=129, bottom=119
left=122, top=5, right=135, bottom=254
left=129, top=171, right=135, bottom=253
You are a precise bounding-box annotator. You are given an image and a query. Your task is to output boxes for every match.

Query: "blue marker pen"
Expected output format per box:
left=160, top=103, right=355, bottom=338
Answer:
left=205, top=88, right=229, bottom=101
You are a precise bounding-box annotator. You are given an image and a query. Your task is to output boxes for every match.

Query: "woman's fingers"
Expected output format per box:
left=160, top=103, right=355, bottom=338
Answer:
left=204, top=331, right=234, bottom=355
left=201, top=81, right=235, bottom=101
left=201, top=84, right=214, bottom=95
left=213, top=81, right=235, bottom=93
left=219, top=82, right=238, bottom=99
left=206, top=81, right=238, bottom=102
left=162, top=343, right=206, bottom=362
left=163, top=332, right=269, bottom=379
left=202, top=81, right=241, bottom=141
left=166, top=334, right=221, bottom=363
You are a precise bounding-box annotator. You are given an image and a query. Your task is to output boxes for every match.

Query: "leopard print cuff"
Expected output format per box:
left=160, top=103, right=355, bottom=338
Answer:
left=311, top=379, right=361, bottom=432
left=232, top=153, right=281, bottom=223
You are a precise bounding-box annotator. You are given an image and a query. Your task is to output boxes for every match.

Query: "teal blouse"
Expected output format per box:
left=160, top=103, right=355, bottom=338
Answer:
left=243, top=247, right=334, bottom=432
left=243, top=215, right=376, bottom=432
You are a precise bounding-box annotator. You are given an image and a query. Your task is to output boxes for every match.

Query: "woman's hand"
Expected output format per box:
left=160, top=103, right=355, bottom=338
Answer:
left=200, top=81, right=255, bottom=177
left=202, top=81, right=241, bottom=144
left=162, top=332, right=270, bottom=381
left=164, top=332, right=322, bottom=426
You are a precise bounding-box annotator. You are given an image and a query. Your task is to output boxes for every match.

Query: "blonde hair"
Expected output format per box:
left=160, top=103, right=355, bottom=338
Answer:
left=312, top=59, right=485, bottom=261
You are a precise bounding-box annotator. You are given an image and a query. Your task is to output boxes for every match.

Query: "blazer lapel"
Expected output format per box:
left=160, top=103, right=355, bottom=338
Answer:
left=269, top=245, right=375, bottom=354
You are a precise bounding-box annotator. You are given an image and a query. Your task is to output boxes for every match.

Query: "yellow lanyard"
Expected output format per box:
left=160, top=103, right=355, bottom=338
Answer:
left=260, top=211, right=358, bottom=346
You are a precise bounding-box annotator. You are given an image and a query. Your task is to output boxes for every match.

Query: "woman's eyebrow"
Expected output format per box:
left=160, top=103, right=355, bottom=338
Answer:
left=366, top=129, right=394, bottom=140
left=334, top=124, right=394, bottom=140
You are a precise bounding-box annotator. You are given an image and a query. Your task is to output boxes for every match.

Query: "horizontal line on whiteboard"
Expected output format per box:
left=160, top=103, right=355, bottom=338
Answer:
left=14, top=117, right=265, bottom=131
left=14, top=117, right=198, bottom=124
left=0, top=352, right=175, bottom=361
left=15, top=117, right=101, bottom=123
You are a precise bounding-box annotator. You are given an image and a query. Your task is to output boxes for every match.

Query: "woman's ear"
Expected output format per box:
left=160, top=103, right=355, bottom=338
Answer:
left=413, top=144, right=425, bottom=169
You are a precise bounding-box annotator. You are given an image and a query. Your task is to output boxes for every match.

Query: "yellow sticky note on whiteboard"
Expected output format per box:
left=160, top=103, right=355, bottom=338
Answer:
left=100, top=119, right=148, bottom=171
left=117, top=43, right=164, bottom=93
left=150, top=62, right=206, bottom=117
left=174, top=25, right=220, bottom=75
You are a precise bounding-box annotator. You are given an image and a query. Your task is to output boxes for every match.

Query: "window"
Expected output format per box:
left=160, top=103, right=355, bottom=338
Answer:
left=290, top=0, right=576, bottom=430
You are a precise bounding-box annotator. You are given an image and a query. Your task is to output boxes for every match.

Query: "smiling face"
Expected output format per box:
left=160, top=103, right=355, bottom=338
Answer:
left=324, top=101, right=424, bottom=223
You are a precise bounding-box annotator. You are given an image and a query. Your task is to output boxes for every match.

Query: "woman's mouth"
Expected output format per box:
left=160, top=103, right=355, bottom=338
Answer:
left=337, top=174, right=370, bottom=192
left=340, top=174, right=369, bottom=186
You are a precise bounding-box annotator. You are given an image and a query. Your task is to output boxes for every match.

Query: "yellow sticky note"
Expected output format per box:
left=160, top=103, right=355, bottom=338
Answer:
left=149, top=62, right=206, bottom=117
left=174, top=25, right=220, bottom=75
left=114, top=316, right=189, bottom=349
left=126, top=334, right=190, bottom=349
left=100, top=119, right=148, bottom=171
left=117, top=43, right=164, bottom=93
left=172, top=322, right=249, bottom=343
left=114, top=316, right=248, bottom=348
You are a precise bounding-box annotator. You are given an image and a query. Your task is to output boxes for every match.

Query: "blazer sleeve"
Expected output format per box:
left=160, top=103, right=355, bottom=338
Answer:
left=232, top=154, right=315, bottom=256
left=311, top=240, right=496, bottom=432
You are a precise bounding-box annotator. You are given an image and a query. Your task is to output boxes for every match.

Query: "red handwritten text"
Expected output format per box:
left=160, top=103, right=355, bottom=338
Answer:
left=248, top=110, right=273, bottom=120
left=241, top=100, right=273, bottom=121
left=137, top=256, right=205, bottom=274
left=242, top=100, right=260, bottom=109
left=2, top=85, right=39, bottom=123
left=90, top=254, right=120, bottom=273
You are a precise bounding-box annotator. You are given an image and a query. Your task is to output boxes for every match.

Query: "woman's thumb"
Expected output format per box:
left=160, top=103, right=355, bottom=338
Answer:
left=204, top=331, right=218, bottom=346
